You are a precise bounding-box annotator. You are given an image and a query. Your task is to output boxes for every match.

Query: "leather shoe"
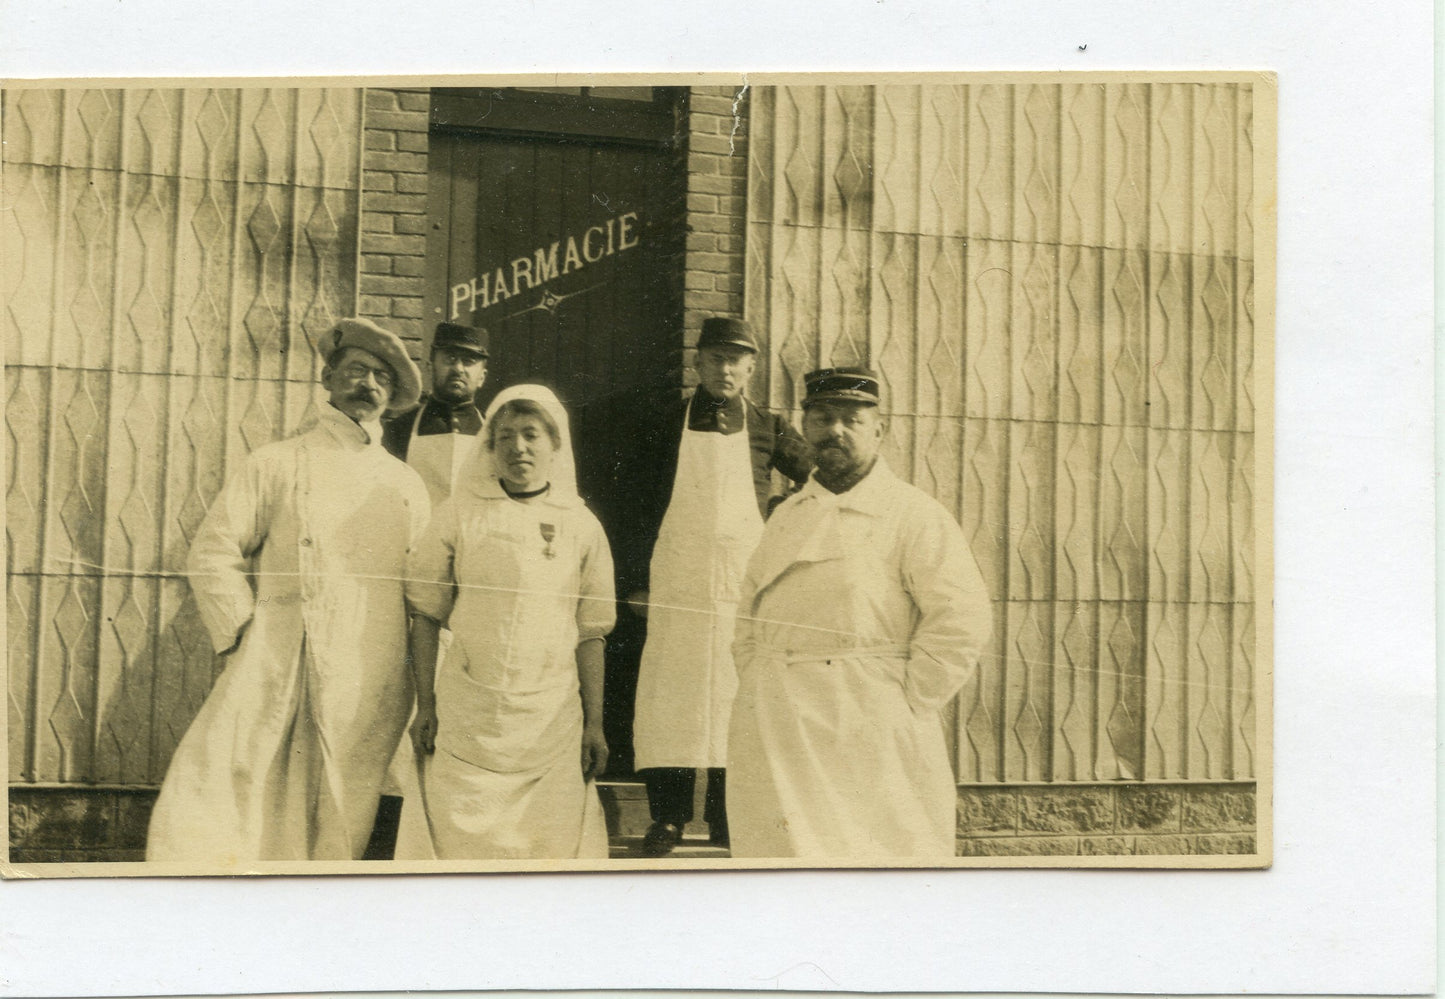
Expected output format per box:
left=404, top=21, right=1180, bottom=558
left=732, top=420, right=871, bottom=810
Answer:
left=708, top=823, right=730, bottom=848
left=641, top=821, right=683, bottom=857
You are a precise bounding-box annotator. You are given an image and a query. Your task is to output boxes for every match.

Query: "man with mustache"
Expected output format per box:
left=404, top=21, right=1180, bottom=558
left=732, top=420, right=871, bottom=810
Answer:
left=381, top=322, right=490, bottom=503
left=628, top=317, right=812, bottom=856
left=147, top=318, right=430, bottom=862
left=726, top=367, right=993, bottom=859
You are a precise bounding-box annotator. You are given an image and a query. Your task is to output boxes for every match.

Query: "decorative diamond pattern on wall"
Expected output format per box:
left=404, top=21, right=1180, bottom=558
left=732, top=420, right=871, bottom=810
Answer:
left=5, top=87, right=362, bottom=784
left=745, top=83, right=1257, bottom=782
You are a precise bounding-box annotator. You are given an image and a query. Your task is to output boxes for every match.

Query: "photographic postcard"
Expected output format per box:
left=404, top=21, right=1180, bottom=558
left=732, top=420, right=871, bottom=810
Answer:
left=2, top=71, right=1274, bottom=877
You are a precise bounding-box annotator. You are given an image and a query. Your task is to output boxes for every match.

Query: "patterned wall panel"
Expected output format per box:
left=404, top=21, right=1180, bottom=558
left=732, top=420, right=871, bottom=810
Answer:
left=744, top=82, right=1260, bottom=783
left=4, top=87, right=363, bottom=784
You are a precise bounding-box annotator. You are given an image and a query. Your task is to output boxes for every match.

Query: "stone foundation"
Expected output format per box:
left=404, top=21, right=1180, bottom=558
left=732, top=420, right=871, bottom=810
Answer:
left=955, top=782, right=1258, bottom=856
left=9, top=787, right=154, bottom=863
left=9, top=780, right=1257, bottom=862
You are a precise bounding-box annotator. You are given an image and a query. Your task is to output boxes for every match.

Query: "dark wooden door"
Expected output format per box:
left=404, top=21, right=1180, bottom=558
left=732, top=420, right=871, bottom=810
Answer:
left=425, top=89, right=685, bottom=774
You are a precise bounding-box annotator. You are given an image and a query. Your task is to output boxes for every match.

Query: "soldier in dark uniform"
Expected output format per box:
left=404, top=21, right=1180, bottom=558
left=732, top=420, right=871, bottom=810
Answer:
left=626, top=317, right=813, bottom=856
left=381, top=322, right=490, bottom=490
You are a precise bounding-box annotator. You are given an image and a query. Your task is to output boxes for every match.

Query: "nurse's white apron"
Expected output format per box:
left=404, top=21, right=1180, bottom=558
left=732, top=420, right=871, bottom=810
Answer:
left=387, top=407, right=481, bottom=859
left=633, top=397, right=764, bottom=769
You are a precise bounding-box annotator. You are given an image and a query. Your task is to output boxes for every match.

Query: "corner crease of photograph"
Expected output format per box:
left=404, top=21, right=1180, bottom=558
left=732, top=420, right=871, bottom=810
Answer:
left=1, top=73, right=1274, bottom=877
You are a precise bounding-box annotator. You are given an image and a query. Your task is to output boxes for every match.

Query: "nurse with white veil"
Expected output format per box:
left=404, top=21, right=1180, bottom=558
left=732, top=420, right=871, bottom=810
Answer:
left=405, top=384, right=615, bottom=859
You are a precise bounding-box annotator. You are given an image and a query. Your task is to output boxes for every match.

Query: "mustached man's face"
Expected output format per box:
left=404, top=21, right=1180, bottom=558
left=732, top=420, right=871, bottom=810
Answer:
left=430, top=346, right=487, bottom=405
left=322, top=347, right=395, bottom=422
left=802, top=400, right=883, bottom=484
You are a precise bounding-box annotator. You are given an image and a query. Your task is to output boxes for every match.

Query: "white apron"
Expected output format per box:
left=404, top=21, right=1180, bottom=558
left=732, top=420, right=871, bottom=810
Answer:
left=411, top=492, right=612, bottom=860
left=633, top=397, right=765, bottom=769
left=385, top=407, right=481, bottom=859
left=406, top=403, right=479, bottom=508
left=403, top=384, right=615, bottom=860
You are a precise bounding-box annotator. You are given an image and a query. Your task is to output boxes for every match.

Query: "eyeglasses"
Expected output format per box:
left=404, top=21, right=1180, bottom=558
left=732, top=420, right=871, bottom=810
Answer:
left=339, top=362, right=395, bottom=390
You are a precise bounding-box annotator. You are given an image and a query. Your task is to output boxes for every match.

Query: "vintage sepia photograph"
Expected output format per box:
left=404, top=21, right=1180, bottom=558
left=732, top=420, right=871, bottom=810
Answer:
left=3, top=74, right=1273, bottom=875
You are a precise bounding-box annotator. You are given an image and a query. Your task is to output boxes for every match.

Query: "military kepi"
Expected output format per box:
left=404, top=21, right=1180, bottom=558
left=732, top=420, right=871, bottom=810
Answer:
left=322, top=317, right=423, bottom=415
left=696, top=316, right=759, bottom=353
left=802, top=366, right=882, bottom=408
left=433, top=321, right=490, bottom=359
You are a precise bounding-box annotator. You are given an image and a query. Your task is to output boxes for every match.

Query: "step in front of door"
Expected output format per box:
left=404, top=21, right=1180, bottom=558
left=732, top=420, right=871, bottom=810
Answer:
left=597, top=779, right=729, bottom=859
left=607, top=833, right=730, bottom=860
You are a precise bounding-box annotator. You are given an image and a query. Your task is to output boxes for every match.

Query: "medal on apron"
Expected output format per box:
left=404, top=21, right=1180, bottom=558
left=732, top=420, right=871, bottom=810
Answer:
left=540, top=522, right=557, bottom=559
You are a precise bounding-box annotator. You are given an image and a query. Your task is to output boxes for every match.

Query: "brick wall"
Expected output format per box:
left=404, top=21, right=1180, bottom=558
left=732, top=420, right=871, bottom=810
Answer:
left=681, top=86, right=750, bottom=379
left=358, top=87, right=431, bottom=354
left=955, top=782, right=1258, bottom=857
left=356, top=85, right=744, bottom=375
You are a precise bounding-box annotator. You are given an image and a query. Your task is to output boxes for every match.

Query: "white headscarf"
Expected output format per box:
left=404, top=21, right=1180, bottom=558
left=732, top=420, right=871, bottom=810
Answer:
left=455, top=383, right=581, bottom=506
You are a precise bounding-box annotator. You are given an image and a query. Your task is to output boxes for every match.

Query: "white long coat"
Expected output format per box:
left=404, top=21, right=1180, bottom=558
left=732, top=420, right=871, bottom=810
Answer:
left=147, top=406, right=429, bottom=863
left=726, top=459, right=993, bottom=859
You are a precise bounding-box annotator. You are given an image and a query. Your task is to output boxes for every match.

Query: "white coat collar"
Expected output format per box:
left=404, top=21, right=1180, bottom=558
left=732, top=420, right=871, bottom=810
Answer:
left=320, top=402, right=383, bottom=448
left=746, top=458, right=897, bottom=604
left=795, top=456, right=896, bottom=516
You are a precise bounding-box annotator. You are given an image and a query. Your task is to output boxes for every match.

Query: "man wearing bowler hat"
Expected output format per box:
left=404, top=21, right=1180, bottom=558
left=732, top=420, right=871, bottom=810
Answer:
left=726, top=367, right=993, bottom=859
left=382, top=322, right=491, bottom=505
left=628, top=317, right=812, bottom=856
left=147, top=318, right=430, bottom=862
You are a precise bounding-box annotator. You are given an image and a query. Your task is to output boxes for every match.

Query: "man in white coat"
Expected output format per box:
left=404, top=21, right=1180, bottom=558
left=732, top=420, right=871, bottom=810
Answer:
left=726, top=367, right=992, bottom=860
left=146, top=318, right=430, bottom=863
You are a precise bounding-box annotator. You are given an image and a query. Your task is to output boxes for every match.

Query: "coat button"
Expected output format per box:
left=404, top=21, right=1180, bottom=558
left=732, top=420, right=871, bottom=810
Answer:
left=300, top=538, right=312, bottom=547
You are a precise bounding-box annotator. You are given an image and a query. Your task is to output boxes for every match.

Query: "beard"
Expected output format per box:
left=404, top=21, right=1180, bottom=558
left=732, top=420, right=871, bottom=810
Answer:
left=810, top=441, right=856, bottom=475
left=808, top=438, right=879, bottom=492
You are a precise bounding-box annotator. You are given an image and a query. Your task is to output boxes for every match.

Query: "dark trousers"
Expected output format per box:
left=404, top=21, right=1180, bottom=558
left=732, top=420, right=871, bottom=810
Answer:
left=361, top=794, right=403, bottom=860
left=641, top=767, right=727, bottom=830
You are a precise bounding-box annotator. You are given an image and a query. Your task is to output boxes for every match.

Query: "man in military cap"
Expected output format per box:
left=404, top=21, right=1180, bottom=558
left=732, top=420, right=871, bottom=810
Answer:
left=148, top=318, right=430, bottom=862
left=382, top=321, right=491, bottom=504
left=726, top=367, right=993, bottom=859
left=628, top=316, right=812, bottom=856
left=372, top=321, right=490, bottom=858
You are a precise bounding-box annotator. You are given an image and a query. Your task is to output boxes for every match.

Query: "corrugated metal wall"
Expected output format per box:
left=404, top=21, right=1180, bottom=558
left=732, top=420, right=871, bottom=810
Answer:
left=744, top=82, right=1257, bottom=782
left=3, top=87, right=362, bottom=785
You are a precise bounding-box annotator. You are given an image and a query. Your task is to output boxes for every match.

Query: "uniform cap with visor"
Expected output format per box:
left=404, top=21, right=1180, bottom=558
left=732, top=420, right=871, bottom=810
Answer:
left=696, top=317, right=759, bottom=354
left=433, top=322, right=490, bottom=359
left=801, top=366, right=882, bottom=408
